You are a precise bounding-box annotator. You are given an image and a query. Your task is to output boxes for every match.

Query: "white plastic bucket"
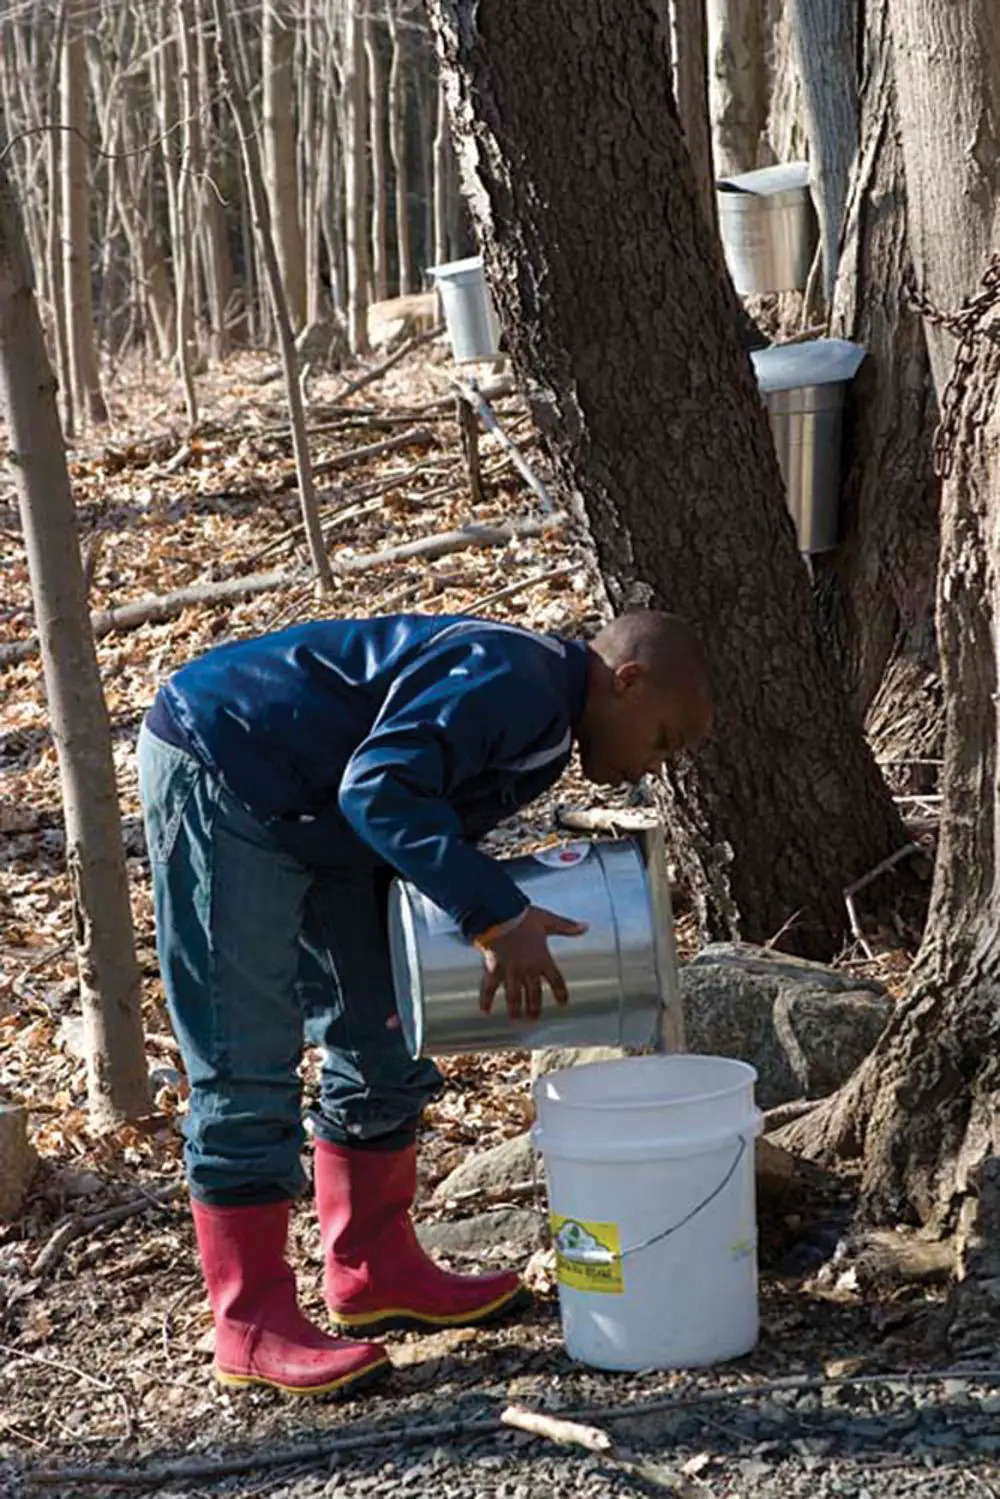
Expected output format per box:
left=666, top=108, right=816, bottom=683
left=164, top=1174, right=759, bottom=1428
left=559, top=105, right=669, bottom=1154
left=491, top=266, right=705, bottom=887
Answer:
left=428, top=256, right=501, bottom=362
left=533, top=1055, right=763, bottom=1371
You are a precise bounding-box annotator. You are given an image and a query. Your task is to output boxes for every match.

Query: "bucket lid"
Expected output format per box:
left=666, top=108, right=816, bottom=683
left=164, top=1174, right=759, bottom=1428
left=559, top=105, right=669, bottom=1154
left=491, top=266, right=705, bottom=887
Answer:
left=427, top=255, right=484, bottom=283
left=751, top=338, right=866, bottom=394
left=717, top=161, right=811, bottom=199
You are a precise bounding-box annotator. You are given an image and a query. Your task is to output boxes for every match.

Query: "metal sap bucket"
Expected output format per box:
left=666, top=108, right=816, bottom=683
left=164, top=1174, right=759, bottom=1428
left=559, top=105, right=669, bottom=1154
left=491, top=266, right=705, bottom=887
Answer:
left=388, top=830, right=683, bottom=1059
left=716, top=162, right=818, bottom=295
left=751, top=339, right=866, bottom=554
left=427, top=255, right=501, bottom=362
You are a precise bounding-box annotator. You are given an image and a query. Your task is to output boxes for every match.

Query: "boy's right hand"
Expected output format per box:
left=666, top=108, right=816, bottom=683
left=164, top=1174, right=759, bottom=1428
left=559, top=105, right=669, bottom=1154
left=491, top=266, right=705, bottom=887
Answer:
left=477, top=906, right=589, bottom=1022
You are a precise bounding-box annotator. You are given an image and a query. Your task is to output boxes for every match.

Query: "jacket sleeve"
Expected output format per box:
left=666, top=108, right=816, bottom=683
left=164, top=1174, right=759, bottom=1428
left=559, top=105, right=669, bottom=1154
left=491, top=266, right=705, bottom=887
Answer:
left=338, top=643, right=563, bottom=938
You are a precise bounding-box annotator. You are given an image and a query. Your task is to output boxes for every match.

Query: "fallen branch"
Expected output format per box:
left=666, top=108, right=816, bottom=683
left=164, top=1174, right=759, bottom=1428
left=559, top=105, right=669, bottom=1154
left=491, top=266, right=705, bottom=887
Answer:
left=31, top=1183, right=184, bottom=1280
left=500, top=1405, right=611, bottom=1453
left=273, top=425, right=437, bottom=490
left=23, top=1367, right=1000, bottom=1489
left=333, top=323, right=445, bottom=403
left=452, top=376, right=554, bottom=512
left=469, top=562, right=576, bottom=612
left=336, top=511, right=566, bottom=573
left=0, top=569, right=309, bottom=667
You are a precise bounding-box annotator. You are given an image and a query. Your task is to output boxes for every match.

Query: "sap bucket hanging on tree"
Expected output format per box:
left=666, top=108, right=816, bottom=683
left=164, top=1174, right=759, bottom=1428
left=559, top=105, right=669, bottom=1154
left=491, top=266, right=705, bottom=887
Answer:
left=387, top=831, right=683, bottom=1058
left=751, top=338, right=867, bottom=554
left=428, top=255, right=502, bottom=362
left=716, top=162, right=818, bottom=295
left=533, top=1054, right=764, bottom=1371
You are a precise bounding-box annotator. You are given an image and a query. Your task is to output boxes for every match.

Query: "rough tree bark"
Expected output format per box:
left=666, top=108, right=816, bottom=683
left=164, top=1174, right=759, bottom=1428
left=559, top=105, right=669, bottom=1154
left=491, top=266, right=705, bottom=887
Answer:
left=778, top=7, right=1000, bottom=1283
left=787, top=0, right=858, bottom=308
left=672, top=0, right=717, bottom=234
left=782, top=262, right=1000, bottom=1262
left=815, top=4, right=938, bottom=728
left=705, top=0, right=769, bottom=176
left=888, top=0, right=1000, bottom=398
left=428, top=0, right=907, bottom=957
left=0, top=157, right=149, bottom=1127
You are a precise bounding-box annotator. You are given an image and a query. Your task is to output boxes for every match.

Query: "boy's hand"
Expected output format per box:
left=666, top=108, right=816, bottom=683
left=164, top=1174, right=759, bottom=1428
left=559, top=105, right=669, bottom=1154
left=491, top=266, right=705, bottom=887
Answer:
left=478, top=906, right=589, bottom=1021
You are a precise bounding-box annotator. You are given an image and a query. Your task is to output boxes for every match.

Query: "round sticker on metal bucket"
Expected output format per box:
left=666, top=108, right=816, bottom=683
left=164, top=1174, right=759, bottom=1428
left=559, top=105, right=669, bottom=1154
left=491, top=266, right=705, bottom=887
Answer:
left=532, top=843, right=592, bottom=869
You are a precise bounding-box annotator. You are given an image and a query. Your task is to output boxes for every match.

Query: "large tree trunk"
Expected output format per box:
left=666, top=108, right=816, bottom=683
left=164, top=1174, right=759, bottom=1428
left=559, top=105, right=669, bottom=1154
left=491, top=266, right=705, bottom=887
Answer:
left=815, top=3, right=938, bottom=726
left=429, top=0, right=907, bottom=958
left=0, top=157, right=149, bottom=1127
left=782, top=264, right=1000, bottom=1253
left=888, top=1, right=1000, bottom=398
left=780, top=7, right=1000, bottom=1291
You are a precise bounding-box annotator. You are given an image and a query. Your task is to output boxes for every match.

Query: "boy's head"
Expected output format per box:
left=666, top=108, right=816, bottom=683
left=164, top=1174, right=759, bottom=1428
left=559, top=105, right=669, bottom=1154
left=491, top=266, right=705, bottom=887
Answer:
left=577, top=611, right=713, bottom=788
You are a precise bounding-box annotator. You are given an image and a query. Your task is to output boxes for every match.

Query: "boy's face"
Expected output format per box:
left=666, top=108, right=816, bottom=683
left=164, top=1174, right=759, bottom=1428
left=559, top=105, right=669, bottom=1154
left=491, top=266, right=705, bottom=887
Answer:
left=578, top=663, right=713, bottom=788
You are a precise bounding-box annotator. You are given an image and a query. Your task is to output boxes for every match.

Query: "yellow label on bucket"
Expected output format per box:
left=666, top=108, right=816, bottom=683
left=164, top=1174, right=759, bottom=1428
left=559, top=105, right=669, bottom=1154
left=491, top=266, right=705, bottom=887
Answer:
left=551, top=1214, right=624, bottom=1295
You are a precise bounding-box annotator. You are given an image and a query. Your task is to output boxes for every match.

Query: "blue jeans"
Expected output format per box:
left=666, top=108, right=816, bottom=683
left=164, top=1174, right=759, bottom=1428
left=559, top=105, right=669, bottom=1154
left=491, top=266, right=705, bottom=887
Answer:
left=137, top=724, right=442, bottom=1205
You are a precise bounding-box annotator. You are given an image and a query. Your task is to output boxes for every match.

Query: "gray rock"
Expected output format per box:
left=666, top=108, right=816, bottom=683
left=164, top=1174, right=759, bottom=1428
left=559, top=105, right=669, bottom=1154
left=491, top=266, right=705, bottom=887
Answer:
left=681, top=942, right=892, bottom=1109
left=529, top=1045, right=625, bottom=1084
left=60, top=1168, right=103, bottom=1200
left=417, top=1207, right=546, bottom=1258
left=434, top=1131, right=538, bottom=1202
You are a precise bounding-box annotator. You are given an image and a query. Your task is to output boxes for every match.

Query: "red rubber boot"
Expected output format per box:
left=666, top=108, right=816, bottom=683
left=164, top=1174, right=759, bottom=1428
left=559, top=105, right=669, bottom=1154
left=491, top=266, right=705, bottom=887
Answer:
left=315, top=1140, right=529, bottom=1336
left=191, top=1199, right=390, bottom=1395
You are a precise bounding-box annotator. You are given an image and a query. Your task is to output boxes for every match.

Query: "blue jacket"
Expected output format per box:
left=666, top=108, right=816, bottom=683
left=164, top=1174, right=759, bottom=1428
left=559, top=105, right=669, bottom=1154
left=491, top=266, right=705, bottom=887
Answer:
left=146, top=614, right=590, bottom=938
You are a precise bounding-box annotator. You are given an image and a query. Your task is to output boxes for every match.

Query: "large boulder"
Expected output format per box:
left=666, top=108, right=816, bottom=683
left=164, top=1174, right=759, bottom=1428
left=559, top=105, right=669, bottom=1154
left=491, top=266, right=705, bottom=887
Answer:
left=681, top=942, right=892, bottom=1109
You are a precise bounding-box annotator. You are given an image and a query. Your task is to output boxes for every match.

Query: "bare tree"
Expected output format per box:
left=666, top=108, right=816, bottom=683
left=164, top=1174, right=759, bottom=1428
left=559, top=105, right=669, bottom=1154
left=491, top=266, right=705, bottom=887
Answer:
left=174, top=0, right=201, bottom=423
left=366, top=9, right=389, bottom=300
left=60, top=0, right=107, bottom=425
left=342, top=2, right=370, bottom=353
left=211, top=0, right=334, bottom=592
left=432, top=69, right=448, bottom=265
left=0, top=156, right=149, bottom=1127
left=263, top=0, right=307, bottom=332
left=387, top=0, right=412, bottom=293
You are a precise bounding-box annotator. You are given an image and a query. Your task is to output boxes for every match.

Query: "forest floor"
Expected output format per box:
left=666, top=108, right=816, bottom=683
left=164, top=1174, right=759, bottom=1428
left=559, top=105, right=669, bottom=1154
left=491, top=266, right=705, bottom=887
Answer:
left=1, top=336, right=981, bottom=1499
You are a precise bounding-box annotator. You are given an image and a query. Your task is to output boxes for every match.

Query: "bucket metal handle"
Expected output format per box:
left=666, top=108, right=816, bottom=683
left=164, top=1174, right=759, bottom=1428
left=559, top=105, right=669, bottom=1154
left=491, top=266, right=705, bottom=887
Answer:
left=556, top=1135, right=750, bottom=1266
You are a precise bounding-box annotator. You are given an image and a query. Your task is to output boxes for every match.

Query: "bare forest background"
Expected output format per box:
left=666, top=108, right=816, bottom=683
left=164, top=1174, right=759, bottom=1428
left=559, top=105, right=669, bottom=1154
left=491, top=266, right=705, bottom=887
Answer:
left=0, top=0, right=813, bottom=432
